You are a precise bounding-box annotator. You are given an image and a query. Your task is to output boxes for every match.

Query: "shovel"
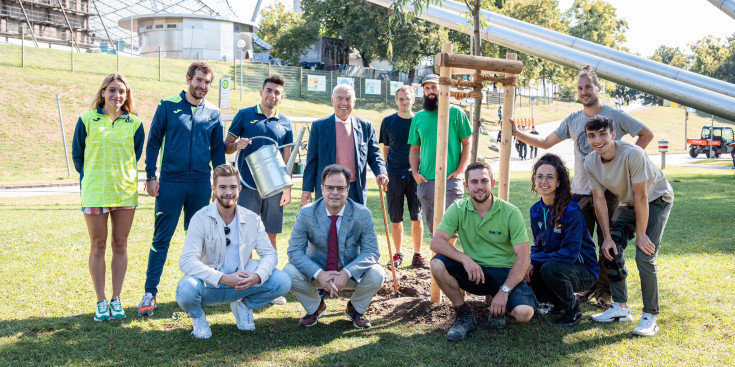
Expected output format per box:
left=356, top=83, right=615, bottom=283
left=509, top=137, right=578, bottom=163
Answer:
left=378, top=183, right=401, bottom=297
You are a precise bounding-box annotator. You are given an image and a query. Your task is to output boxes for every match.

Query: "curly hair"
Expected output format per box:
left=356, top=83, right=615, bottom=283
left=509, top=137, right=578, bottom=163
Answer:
left=531, top=153, right=572, bottom=227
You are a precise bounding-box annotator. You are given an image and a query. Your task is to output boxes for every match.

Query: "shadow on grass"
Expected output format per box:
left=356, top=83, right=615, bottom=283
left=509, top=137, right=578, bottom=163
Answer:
left=0, top=298, right=639, bottom=366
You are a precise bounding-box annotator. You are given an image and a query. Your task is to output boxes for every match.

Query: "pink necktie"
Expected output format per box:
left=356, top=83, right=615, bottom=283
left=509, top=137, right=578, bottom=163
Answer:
left=326, top=215, right=339, bottom=271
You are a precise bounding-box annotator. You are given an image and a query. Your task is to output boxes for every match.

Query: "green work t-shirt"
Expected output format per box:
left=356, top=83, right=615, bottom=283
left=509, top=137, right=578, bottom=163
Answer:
left=437, top=196, right=528, bottom=268
left=407, top=105, right=472, bottom=180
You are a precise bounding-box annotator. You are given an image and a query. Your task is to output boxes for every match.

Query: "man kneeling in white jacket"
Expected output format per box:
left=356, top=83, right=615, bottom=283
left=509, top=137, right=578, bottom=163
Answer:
left=176, top=164, right=292, bottom=339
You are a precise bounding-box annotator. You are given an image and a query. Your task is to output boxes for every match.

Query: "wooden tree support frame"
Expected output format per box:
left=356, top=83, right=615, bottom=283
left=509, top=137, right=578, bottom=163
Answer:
left=430, top=44, right=522, bottom=303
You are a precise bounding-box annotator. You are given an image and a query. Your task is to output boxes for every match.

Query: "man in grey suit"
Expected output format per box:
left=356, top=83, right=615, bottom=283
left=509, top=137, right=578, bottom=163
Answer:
left=285, top=164, right=385, bottom=329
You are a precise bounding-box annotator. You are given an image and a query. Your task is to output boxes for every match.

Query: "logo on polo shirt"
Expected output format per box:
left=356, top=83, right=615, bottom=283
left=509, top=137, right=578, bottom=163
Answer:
left=275, top=124, right=285, bottom=133
left=250, top=119, right=259, bottom=124
left=489, top=230, right=502, bottom=235
left=173, top=109, right=182, bottom=114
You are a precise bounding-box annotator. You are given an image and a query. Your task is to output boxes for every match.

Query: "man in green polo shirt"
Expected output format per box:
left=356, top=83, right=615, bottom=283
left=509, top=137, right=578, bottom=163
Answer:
left=430, top=161, right=537, bottom=341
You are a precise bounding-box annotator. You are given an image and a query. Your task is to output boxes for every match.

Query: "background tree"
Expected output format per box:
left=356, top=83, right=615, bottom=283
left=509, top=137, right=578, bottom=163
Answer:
left=649, top=45, right=690, bottom=69
left=565, top=0, right=628, bottom=49
left=385, top=15, right=449, bottom=83
left=301, top=0, right=389, bottom=67
left=257, top=3, right=318, bottom=65
left=689, top=35, right=731, bottom=78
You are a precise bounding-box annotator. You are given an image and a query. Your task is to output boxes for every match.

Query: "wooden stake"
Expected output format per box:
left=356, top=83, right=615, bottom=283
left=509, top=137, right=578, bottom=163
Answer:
left=430, top=43, right=453, bottom=303
left=498, top=53, right=517, bottom=201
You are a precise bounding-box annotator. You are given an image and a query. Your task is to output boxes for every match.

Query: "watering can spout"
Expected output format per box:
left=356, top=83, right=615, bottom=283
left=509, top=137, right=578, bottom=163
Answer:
left=286, top=126, right=307, bottom=175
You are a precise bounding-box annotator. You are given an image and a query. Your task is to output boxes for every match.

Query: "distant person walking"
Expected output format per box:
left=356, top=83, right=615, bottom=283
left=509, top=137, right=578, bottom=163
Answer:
left=138, top=61, right=226, bottom=316
left=72, top=73, right=145, bottom=321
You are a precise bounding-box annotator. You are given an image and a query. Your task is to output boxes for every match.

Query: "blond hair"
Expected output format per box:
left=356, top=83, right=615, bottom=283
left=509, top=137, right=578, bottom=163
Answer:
left=213, top=164, right=240, bottom=185
left=90, top=73, right=135, bottom=114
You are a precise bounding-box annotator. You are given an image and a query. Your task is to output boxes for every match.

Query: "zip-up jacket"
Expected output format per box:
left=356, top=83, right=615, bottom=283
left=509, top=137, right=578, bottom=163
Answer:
left=529, top=199, right=600, bottom=279
left=72, top=107, right=144, bottom=207
left=145, top=91, right=226, bottom=183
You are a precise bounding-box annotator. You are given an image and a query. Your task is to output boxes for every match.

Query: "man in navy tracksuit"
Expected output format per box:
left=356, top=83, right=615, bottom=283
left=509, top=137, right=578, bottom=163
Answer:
left=138, top=61, right=226, bottom=316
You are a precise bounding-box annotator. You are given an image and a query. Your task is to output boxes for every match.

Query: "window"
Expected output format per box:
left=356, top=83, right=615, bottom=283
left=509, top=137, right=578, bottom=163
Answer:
left=155, top=24, right=164, bottom=29
left=167, top=24, right=176, bottom=28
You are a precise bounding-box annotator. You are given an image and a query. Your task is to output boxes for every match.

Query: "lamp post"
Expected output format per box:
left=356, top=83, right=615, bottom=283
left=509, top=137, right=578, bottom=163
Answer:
left=237, top=39, right=246, bottom=101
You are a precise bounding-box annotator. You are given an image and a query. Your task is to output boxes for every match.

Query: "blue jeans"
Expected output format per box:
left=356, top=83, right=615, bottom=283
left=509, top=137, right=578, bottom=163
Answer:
left=176, top=270, right=292, bottom=318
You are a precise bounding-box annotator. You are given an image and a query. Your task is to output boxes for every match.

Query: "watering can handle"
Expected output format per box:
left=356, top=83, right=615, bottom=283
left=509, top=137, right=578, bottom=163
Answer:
left=232, top=136, right=279, bottom=190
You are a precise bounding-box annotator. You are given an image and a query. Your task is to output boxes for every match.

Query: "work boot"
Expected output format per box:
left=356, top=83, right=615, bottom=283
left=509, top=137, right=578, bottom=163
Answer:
left=447, top=304, right=477, bottom=341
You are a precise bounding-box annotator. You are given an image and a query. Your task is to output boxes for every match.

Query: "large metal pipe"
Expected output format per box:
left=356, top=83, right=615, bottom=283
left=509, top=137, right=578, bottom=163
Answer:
left=368, top=0, right=735, bottom=121
left=439, top=0, right=735, bottom=98
left=707, top=0, right=735, bottom=20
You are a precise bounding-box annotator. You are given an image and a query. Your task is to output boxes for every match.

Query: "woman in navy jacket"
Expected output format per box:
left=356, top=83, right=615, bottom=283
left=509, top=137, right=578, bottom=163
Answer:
left=525, top=153, right=600, bottom=327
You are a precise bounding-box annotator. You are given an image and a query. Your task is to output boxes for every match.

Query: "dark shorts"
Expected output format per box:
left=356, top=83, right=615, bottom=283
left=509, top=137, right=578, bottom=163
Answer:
left=237, top=186, right=284, bottom=234
left=434, top=254, right=537, bottom=311
left=386, top=174, right=422, bottom=223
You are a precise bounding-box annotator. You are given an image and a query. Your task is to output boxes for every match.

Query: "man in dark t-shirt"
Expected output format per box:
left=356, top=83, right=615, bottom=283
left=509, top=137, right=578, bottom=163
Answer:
left=379, top=85, right=425, bottom=269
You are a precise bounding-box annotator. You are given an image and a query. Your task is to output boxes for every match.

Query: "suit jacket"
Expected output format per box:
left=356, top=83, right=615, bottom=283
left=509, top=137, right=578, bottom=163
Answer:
left=287, top=198, right=380, bottom=282
left=302, top=114, right=386, bottom=204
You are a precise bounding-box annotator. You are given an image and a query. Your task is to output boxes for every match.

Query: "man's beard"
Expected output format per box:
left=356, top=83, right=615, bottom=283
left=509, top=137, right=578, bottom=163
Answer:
left=216, top=196, right=237, bottom=208
left=423, top=94, right=439, bottom=111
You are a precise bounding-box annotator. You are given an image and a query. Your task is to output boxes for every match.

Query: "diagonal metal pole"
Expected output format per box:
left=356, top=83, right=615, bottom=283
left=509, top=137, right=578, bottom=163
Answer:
left=17, top=0, right=39, bottom=47
left=90, top=0, right=116, bottom=54
left=56, top=0, right=81, bottom=52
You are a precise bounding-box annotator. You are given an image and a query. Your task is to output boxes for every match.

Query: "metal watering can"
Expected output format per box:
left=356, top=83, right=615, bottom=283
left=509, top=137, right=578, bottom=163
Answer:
left=234, top=126, right=306, bottom=198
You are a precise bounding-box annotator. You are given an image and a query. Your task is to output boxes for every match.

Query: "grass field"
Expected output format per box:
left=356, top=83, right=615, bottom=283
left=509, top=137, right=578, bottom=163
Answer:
left=0, top=167, right=733, bottom=366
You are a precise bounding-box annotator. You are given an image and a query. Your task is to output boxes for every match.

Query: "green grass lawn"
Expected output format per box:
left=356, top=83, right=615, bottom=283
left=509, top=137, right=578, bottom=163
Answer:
left=0, top=167, right=733, bottom=366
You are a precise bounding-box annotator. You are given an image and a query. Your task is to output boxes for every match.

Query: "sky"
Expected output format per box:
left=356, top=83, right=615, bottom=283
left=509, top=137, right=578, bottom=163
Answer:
left=233, top=0, right=734, bottom=57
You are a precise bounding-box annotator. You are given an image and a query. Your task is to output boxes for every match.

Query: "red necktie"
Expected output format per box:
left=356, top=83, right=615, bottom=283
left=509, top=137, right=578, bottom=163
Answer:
left=326, top=215, right=339, bottom=271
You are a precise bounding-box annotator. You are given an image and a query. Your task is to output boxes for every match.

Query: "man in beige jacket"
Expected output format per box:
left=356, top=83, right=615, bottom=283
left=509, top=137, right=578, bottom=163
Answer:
left=176, top=164, right=291, bottom=339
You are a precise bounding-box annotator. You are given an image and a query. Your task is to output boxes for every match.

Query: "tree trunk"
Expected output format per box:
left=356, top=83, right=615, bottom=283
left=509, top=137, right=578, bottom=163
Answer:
left=408, top=68, right=416, bottom=85
left=470, top=0, right=483, bottom=163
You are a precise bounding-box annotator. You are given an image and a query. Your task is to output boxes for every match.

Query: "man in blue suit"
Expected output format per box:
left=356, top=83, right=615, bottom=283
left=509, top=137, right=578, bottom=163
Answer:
left=285, top=164, right=385, bottom=329
left=300, top=84, right=388, bottom=205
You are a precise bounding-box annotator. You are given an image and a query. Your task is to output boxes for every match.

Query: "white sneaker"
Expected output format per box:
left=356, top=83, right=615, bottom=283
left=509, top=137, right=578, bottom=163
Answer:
left=109, top=297, right=126, bottom=319
left=231, top=300, right=255, bottom=331
left=191, top=314, right=212, bottom=339
left=271, top=296, right=287, bottom=305
left=591, top=302, right=633, bottom=323
left=632, top=313, right=660, bottom=337
left=94, top=300, right=110, bottom=322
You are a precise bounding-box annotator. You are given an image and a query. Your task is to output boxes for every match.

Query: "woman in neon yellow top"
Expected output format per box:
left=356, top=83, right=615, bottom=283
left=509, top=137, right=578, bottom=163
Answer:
left=72, top=73, right=144, bottom=322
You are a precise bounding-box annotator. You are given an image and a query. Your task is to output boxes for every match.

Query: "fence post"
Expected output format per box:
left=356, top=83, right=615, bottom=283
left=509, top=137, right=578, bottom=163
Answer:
left=158, top=46, right=162, bottom=81
left=197, top=52, right=200, bottom=61
left=71, top=42, right=74, bottom=72
left=299, top=67, right=303, bottom=98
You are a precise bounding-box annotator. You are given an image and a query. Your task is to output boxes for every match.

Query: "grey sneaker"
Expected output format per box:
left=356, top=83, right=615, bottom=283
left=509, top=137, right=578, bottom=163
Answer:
left=109, top=297, right=126, bottom=319
left=191, top=314, right=212, bottom=339
left=231, top=300, right=255, bottom=331
left=137, top=292, right=156, bottom=316
left=591, top=302, right=632, bottom=323
left=632, top=313, right=659, bottom=337
left=447, top=304, right=477, bottom=341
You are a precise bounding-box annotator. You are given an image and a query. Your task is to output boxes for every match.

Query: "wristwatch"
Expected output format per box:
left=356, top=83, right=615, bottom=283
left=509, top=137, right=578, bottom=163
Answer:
left=500, top=285, right=511, bottom=294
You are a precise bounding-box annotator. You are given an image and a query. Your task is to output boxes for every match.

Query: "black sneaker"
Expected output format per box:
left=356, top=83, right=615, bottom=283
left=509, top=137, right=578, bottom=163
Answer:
left=554, top=304, right=582, bottom=327
left=487, top=315, right=507, bottom=330
left=447, top=304, right=477, bottom=341
left=387, top=252, right=403, bottom=269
